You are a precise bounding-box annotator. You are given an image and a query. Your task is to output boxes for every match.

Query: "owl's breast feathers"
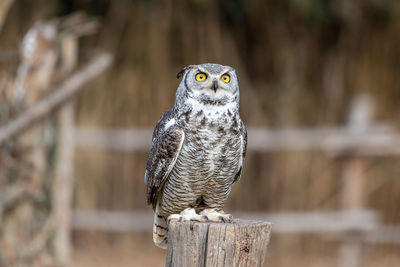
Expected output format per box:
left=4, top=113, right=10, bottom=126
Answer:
left=176, top=105, right=247, bottom=185
left=145, top=104, right=247, bottom=210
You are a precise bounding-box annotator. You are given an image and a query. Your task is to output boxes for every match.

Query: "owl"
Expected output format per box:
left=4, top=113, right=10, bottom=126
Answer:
left=144, top=63, right=247, bottom=249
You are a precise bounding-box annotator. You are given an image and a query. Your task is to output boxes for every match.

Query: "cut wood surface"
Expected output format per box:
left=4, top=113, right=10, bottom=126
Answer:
left=166, top=219, right=272, bottom=267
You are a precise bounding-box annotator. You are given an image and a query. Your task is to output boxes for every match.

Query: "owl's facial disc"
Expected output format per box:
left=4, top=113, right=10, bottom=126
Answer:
left=193, top=67, right=233, bottom=93
left=175, top=63, right=239, bottom=109
left=177, top=63, right=239, bottom=108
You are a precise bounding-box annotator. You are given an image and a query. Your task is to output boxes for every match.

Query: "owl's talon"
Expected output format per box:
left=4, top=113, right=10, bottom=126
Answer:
left=200, top=209, right=233, bottom=223
left=167, top=214, right=181, bottom=224
left=222, top=214, right=233, bottom=223
left=168, top=208, right=208, bottom=223
left=168, top=208, right=233, bottom=224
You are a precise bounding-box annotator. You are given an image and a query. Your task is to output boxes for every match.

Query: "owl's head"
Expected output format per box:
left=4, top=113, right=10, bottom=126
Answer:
left=175, top=63, right=239, bottom=108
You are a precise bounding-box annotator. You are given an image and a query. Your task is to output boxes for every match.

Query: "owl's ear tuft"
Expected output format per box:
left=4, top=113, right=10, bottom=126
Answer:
left=176, top=65, right=194, bottom=79
left=176, top=69, right=185, bottom=79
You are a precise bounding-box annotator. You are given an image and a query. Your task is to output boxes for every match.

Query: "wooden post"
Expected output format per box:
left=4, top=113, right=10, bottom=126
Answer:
left=338, top=95, right=373, bottom=267
left=166, top=220, right=272, bottom=267
left=53, top=101, right=75, bottom=265
left=53, top=31, right=77, bottom=266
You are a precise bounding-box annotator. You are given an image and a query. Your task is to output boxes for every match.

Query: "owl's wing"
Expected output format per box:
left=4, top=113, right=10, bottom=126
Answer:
left=233, top=121, right=247, bottom=184
left=145, top=110, right=184, bottom=209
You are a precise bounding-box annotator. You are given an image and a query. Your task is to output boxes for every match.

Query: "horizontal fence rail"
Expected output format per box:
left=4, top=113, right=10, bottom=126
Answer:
left=71, top=210, right=400, bottom=245
left=74, top=126, right=400, bottom=155
left=72, top=209, right=379, bottom=234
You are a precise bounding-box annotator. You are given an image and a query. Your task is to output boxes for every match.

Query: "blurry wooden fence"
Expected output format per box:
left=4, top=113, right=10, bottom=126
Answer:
left=72, top=95, right=400, bottom=267
left=3, top=55, right=399, bottom=267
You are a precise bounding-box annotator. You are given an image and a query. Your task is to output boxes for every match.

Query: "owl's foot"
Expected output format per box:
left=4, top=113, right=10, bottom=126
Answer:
left=200, top=209, right=233, bottom=223
left=167, top=208, right=209, bottom=224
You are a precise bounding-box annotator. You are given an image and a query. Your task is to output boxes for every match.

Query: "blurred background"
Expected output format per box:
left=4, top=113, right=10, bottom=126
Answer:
left=1, top=0, right=400, bottom=266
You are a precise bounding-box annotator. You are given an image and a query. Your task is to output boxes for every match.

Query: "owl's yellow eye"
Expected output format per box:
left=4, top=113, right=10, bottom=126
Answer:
left=221, top=74, right=230, bottom=83
left=195, top=72, right=207, bottom=82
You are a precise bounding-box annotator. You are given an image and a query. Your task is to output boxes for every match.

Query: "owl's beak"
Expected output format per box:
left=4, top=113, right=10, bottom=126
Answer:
left=212, top=79, right=218, bottom=92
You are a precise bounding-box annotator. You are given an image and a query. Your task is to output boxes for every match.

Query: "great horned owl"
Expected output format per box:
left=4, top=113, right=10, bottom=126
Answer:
left=144, top=63, right=247, bottom=249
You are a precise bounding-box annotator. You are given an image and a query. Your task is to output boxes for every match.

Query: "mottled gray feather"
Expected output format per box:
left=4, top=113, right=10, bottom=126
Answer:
left=145, top=109, right=184, bottom=209
left=234, top=121, right=247, bottom=184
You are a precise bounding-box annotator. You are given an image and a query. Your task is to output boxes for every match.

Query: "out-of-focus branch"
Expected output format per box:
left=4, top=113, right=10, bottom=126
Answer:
left=0, top=52, right=113, bottom=144
left=0, top=184, right=31, bottom=223
left=0, top=0, right=14, bottom=33
left=18, top=214, right=56, bottom=260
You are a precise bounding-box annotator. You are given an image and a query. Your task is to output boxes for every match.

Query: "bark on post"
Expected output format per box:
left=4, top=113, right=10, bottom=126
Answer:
left=166, top=219, right=272, bottom=267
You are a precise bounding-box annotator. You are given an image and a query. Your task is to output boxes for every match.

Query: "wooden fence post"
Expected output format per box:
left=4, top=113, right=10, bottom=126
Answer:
left=166, top=220, right=272, bottom=267
left=52, top=30, right=78, bottom=267
left=338, top=95, right=373, bottom=267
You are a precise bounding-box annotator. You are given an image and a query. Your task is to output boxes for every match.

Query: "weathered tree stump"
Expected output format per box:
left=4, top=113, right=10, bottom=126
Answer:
left=166, top=219, right=272, bottom=267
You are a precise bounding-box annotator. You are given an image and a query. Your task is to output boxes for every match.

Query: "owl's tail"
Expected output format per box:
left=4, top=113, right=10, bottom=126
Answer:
left=153, top=204, right=168, bottom=249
